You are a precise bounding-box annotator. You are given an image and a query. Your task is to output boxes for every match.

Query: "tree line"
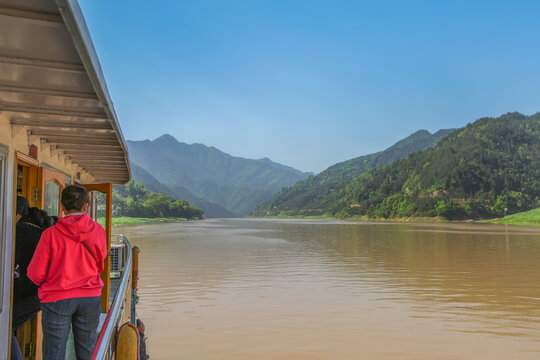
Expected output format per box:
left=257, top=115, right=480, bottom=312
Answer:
left=112, top=181, right=203, bottom=219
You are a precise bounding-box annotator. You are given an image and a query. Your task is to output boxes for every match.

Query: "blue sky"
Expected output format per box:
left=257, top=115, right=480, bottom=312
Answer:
left=79, top=0, right=540, bottom=173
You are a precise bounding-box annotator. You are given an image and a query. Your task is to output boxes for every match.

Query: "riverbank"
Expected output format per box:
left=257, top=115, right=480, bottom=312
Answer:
left=249, top=214, right=447, bottom=223
left=479, top=208, right=540, bottom=226
left=251, top=208, right=540, bottom=226
left=98, top=216, right=189, bottom=226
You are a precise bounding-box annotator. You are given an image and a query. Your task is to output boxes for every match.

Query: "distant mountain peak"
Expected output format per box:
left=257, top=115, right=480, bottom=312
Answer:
left=153, top=133, right=179, bottom=144
left=411, top=129, right=431, bottom=136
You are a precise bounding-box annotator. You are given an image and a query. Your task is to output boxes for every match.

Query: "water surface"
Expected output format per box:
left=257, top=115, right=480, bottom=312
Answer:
left=117, top=219, right=540, bottom=359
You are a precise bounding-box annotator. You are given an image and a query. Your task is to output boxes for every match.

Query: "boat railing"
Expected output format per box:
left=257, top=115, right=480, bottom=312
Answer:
left=91, top=234, right=134, bottom=360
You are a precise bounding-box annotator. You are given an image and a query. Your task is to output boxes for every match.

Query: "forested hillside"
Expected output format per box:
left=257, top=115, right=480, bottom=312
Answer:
left=252, top=112, right=540, bottom=219
left=251, top=128, right=455, bottom=216
left=112, top=181, right=203, bottom=219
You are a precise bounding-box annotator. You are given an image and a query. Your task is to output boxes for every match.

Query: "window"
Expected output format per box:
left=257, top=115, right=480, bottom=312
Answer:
left=44, top=180, right=60, bottom=217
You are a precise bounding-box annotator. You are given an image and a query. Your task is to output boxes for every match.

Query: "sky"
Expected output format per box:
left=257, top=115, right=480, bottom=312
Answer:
left=78, top=0, right=540, bottom=174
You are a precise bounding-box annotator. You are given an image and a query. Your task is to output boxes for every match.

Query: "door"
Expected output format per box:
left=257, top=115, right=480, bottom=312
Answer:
left=81, top=183, right=113, bottom=313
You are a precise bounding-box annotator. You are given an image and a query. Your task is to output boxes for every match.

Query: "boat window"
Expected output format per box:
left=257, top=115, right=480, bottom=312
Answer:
left=44, top=180, right=61, bottom=217
left=0, top=148, right=6, bottom=312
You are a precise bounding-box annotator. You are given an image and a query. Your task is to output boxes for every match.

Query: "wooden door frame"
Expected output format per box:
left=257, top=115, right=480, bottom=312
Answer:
left=16, top=152, right=39, bottom=208
left=81, top=183, right=112, bottom=313
left=13, top=153, right=43, bottom=360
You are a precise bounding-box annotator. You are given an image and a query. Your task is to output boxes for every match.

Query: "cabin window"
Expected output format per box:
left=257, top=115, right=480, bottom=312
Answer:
left=44, top=180, right=61, bottom=217
left=0, top=147, right=6, bottom=312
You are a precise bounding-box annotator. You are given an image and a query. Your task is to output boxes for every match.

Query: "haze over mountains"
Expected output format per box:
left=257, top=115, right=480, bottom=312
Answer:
left=127, top=134, right=312, bottom=217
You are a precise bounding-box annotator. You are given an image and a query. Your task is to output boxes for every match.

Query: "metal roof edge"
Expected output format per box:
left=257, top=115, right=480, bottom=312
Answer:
left=54, top=0, right=131, bottom=184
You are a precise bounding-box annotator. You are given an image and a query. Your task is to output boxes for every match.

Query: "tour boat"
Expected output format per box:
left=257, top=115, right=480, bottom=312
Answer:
left=0, top=0, right=138, bottom=358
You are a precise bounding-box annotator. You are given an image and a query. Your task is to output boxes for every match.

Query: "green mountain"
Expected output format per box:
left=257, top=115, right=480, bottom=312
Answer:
left=251, top=128, right=455, bottom=216
left=127, top=135, right=312, bottom=216
left=130, top=163, right=237, bottom=218
left=255, top=112, right=539, bottom=219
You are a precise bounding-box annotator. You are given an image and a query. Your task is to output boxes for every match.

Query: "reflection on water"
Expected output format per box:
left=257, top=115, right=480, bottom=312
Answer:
left=117, top=219, right=540, bottom=360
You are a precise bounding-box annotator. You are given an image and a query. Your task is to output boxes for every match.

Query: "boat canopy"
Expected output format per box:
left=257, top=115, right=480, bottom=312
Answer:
left=0, top=0, right=130, bottom=184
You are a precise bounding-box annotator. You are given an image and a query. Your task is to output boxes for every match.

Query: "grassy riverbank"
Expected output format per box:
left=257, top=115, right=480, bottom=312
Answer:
left=479, top=208, right=540, bottom=226
left=253, top=213, right=447, bottom=223
left=254, top=208, right=540, bottom=226
left=98, top=216, right=188, bottom=226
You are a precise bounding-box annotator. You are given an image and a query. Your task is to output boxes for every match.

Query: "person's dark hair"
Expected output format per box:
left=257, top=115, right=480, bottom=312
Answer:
left=61, top=185, right=89, bottom=212
left=24, top=207, right=54, bottom=229
left=42, top=211, right=55, bottom=229
left=136, top=319, right=142, bottom=327
left=16, top=196, right=29, bottom=216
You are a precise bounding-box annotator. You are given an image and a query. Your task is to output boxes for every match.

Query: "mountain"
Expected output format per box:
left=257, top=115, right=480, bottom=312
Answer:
left=130, top=163, right=237, bottom=218
left=257, top=112, right=539, bottom=219
left=127, top=135, right=312, bottom=216
left=250, top=128, right=455, bottom=216
left=130, top=163, right=178, bottom=198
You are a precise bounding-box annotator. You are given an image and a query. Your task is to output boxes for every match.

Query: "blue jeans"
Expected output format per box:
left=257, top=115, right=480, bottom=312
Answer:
left=41, top=296, right=101, bottom=360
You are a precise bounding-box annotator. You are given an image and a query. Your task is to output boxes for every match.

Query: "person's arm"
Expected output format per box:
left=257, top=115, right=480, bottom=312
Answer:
left=27, top=231, right=52, bottom=286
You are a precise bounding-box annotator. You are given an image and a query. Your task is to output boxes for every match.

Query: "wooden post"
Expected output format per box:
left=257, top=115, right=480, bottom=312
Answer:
left=132, top=246, right=140, bottom=291
left=80, top=183, right=112, bottom=313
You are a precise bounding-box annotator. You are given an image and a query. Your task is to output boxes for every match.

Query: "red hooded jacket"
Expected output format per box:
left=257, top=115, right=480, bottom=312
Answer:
left=27, top=213, right=107, bottom=303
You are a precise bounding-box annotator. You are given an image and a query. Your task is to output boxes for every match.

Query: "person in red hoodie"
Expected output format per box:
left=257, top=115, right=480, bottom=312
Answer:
left=28, top=185, right=107, bottom=360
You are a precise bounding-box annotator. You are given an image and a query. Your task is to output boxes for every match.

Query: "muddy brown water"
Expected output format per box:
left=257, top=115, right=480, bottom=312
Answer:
left=117, top=219, right=540, bottom=360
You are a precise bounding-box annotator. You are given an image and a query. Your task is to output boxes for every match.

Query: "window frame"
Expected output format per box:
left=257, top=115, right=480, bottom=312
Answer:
left=0, top=146, right=7, bottom=313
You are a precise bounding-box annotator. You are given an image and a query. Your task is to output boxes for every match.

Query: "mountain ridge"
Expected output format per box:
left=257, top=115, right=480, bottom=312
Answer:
left=252, top=112, right=540, bottom=219
left=127, top=135, right=312, bottom=215
left=251, top=127, right=456, bottom=215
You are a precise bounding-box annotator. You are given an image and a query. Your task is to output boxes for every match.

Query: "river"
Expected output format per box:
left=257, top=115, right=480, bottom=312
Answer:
left=116, top=219, right=540, bottom=360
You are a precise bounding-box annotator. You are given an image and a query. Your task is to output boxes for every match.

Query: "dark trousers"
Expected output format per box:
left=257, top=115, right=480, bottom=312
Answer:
left=41, top=296, right=101, bottom=360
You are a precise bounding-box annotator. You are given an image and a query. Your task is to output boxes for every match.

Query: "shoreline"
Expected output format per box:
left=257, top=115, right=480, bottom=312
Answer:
left=247, top=208, right=540, bottom=227
left=103, top=216, right=193, bottom=226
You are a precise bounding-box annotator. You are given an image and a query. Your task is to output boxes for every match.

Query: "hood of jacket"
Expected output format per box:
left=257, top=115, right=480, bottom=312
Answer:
left=55, top=213, right=98, bottom=243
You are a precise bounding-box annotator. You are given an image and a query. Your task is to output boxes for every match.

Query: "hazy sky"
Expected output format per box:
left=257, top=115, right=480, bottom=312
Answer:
left=79, top=0, right=540, bottom=173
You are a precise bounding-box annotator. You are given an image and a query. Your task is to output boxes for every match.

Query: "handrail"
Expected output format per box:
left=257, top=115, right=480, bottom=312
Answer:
left=91, top=234, right=133, bottom=360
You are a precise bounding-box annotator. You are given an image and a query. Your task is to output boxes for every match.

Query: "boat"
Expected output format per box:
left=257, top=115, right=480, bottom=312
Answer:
left=0, top=0, right=139, bottom=358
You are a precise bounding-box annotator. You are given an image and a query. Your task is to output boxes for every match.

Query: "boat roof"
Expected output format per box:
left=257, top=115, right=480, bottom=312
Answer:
left=0, top=0, right=130, bottom=184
